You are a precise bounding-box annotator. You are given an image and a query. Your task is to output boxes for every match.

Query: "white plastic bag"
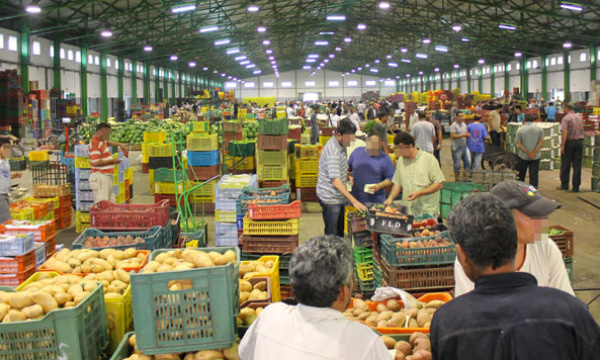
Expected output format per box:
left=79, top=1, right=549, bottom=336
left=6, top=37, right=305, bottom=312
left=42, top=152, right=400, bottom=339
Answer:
left=371, top=286, right=419, bottom=310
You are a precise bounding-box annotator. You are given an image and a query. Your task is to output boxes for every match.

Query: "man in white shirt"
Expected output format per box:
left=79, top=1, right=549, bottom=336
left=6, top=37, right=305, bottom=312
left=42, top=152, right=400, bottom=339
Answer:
left=347, top=107, right=361, bottom=133
left=286, top=102, right=296, bottom=118
left=410, top=111, right=436, bottom=153
left=454, top=180, right=574, bottom=297
left=407, top=108, right=419, bottom=131
left=239, top=235, right=390, bottom=360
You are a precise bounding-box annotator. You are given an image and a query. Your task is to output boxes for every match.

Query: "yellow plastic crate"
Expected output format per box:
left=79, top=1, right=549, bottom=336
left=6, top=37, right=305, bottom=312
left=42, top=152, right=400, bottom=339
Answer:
left=125, top=168, right=133, bottom=180
left=11, top=206, right=35, bottom=221
left=257, top=164, right=288, bottom=181
left=143, top=131, right=167, bottom=143
left=344, top=206, right=357, bottom=236
left=76, top=217, right=90, bottom=233
left=187, top=133, right=218, bottom=151
left=147, top=143, right=173, bottom=157
left=75, top=157, right=91, bottom=168
left=154, top=182, right=185, bottom=195
left=24, top=196, right=57, bottom=211
left=105, top=285, right=133, bottom=353
left=40, top=212, right=54, bottom=221
left=142, top=152, right=149, bottom=163
left=295, top=159, right=319, bottom=175
left=141, top=142, right=148, bottom=154
left=119, top=182, right=126, bottom=195
left=116, top=192, right=125, bottom=204
left=149, top=169, right=155, bottom=181
left=319, top=136, right=332, bottom=146
left=289, top=154, right=296, bottom=180
left=241, top=255, right=281, bottom=302
left=356, top=262, right=374, bottom=281
left=224, top=156, right=255, bottom=171
left=28, top=150, right=49, bottom=162
left=190, top=180, right=217, bottom=198
left=113, top=173, right=118, bottom=186
left=215, top=210, right=237, bottom=223
left=242, top=215, right=299, bottom=236
left=76, top=211, right=90, bottom=223
left=189, top=120, right=210, bottom=133
left=296, top=172, right=318, bottom=187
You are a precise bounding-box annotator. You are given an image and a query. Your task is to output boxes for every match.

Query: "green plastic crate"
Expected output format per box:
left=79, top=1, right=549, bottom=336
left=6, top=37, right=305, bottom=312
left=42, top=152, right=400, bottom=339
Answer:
left=257, top=149, right=288, bottom=166
left=380, top=231, right=456, bottom=267
left=353, top=244, right=373, bottom=263
left=130, top=247, right=240, bottom=355
left=0, top=283, right=108, bottom=360
left=259, top=118, right=289, bottom=135
left=110, top=331, right=134, bottom=360
left=228, top=140, right=256, bottom=157
left=257, top=164, right=288, bottom=180
left=440, top=182, right=486, bottom=218
left=154, top=168, right=184, bottom=183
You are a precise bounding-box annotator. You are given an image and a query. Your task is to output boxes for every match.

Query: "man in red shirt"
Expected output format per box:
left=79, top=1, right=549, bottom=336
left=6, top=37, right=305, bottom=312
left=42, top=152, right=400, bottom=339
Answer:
left=88, top=123, right=127, bottom=203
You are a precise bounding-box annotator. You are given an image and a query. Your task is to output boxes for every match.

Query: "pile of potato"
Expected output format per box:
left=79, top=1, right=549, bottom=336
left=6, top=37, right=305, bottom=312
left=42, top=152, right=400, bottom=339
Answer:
left=141, top=249, right=237, bottom=275
left=237, top=307, right=263, bottom=327
left=238, top=259, right=274, bottom=280
left=343, top=298, right=445, bottom=329
left=125, top=334, right=240, bottom=360
left=381, top=333, right=432, bottom=360
left=43, top=248, right=146, bottom=274
left=0, top=273, right=100, bottom=323
left=239, top=279, right=268, bottom=304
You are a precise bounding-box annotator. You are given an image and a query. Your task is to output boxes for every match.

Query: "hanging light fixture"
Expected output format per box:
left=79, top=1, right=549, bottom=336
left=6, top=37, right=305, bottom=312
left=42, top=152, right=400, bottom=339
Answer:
left=25, top=1, right=41, bottom=13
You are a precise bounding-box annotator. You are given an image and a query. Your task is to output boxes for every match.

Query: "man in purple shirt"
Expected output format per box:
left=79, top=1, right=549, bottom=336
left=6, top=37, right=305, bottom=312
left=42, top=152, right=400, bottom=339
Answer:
left=348, top=133, right=395, bottom=204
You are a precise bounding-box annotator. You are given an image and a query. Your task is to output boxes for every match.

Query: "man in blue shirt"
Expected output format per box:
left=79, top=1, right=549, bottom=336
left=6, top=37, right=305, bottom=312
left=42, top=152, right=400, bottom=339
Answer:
left=467, top=115, right=488, bottom=170
left=515, top=105, right=525, bottom=123
left=348, top=132, right=395, bottom=204
left=546, top=102, right=557, bottom=122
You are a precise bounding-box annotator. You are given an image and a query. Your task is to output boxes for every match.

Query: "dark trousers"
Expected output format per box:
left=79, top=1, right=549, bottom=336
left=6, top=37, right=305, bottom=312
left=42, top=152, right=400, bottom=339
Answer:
left=560, top=139, right=584, bottom=190
left=433, top=147, right=441, bottom=167
left=319, top=201, right=345, bottom=237
left=490, top=131, right=501, bottom=147
left=311, top=128, right=319, bottom=145
left=517, top=158, right=540, bottom=188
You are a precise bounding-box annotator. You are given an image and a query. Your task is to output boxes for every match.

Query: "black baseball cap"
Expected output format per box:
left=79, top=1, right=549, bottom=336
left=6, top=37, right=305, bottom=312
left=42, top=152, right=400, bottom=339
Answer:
left=490, top=180, right=561, bottom=217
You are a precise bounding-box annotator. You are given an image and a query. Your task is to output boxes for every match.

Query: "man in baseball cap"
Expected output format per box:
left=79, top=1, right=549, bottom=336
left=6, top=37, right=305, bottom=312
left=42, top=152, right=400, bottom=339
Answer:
left=454, top=180, right=574, bottom=297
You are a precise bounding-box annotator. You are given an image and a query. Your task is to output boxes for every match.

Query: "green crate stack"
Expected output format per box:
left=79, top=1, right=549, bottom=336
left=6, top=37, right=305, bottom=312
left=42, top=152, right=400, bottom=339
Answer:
left=592, top=141, right=600, bottom=192
left=440, top=182, right=487, bottom=218
left=257, top=121, right=289, bottom=183
left=352, top=243, right=375, bottom=296
left=583, top=135, right=595, bottom=168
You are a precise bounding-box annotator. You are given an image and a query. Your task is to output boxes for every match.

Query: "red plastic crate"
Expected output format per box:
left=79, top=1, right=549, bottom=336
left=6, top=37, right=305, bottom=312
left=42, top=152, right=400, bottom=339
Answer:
left=141, top=162, right=149, bottom=173
left=0, top=266, right=36, bottom=286
left=154, top=193, right=184, bottom=208
left=0, top=249, right=36, bottom=273
left=257, top=135, right=287, bottom=150
left=90, top=200, right=170, bottom=230
left=0, top=219, right=56, bottom=242
left=224, top=131, right=243, bottom=143
left=259, top=180, right=289, bottom=189
left=287, top=127, right=302, bottom=142
left=188, top=165, right=220, bottom=181
left=44, top=237, right=56, bottom=257
left=280, top=284, right=294, bottom=299
left=321, top=127, right=336, bottom=136
left=298, top=187, right=318, bottom=202
left=248, top=200, right=301, bottom=220
left=59, top=194, right=71, bottom=207
left=241, top=235, right=299, bottom=254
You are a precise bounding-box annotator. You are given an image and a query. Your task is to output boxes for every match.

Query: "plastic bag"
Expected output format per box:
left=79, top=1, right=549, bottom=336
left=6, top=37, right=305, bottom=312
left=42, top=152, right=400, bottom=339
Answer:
left=371, top=286, right=419, bottom=310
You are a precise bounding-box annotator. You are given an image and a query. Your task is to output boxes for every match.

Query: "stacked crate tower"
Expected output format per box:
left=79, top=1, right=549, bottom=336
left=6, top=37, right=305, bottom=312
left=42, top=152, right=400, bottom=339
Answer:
left=224, top=120, right=255, bottom=174
left=215, top=174, right=257, bottom=246
left=187, top=124, right=220, bottom=213
left=345, top=210, right=376, bottom=298
left=583, top=134, right=595, bottom=169
left=143, top=131, right=167, bottom=177
left=0, top=70, right=22, bottom=132
left=294, top=144, right=320, bottom=203
left=257, top=118, right=289, bottom=188
left=506, top=123, right=561, bottom=170
left=147, top=132, right=173, bottom=199
left=593, top=135, right=600, bottom=192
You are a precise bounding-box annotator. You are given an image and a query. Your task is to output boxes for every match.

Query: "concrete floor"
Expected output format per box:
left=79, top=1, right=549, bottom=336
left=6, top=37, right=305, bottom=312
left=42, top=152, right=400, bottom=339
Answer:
left=31, top=142, right=599, bottom=324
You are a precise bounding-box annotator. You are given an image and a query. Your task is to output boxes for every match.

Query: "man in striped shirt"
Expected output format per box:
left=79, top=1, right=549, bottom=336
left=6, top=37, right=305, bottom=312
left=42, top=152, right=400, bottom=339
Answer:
left=317, top=119, right=367, bottom=237
left=88, top=123, right=126, bottom=203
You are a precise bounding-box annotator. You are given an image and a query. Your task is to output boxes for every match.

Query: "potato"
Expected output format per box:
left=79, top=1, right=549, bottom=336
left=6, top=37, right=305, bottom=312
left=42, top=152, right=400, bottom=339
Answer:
left=255, top=307, right=263, bottom=316
left=155, top=355, right=181, bottom=360
left=183, top=354, right=195, bottom=360
left=253, top=281, right=267, bottom=291
left=414, top=337, right=431, bottom=352
left=194, top=350, right=224, bottom=360
left=128, top=334, right=137, bottom=348
left=395, top=340, right=412, bottom=356
left=239, top=280, right=252, bottom=293
left=54, top=248, right=71, bottom=261
left=54, top=292, right=70, bottom=306
left=223, top=342, right=240, bottom=360
left=247, top=289, right=264, bottom=301
left=9, top=291, right=33, bottom=309
left=46, top=258, right=72, bottom=273
left=376, top=310, right=394, bottom=323
left=0, top=291, right=12, bottom=304
left=352, top=298, right=369, bottom=311
left=411, top=350, right=432, bottom=360
left=395, top=351, right=406, bottom=360
left=115, top=269, right=130, bottom=283
left=123, top=248, right=137, bottom=258
left=0, top=303, right=9, bottom=321
left=68, top=284, right=84, bottom=297
left=173, top=263, right=195, bottom=271
left=37, top=272, right=53, bottom=280
left=3, top=309, right=26, bottom=323
left=239, top=291, right=250, bottom=303
left=32, top=291, right=59, bottom=313
left=425, top=300, right=445, bottom=309
left=73, top=291, right=90, bottom=305
left=409, top=332, right=428, bottom=346
left=223, top=250, right=237, bottom=263
left=388, top=313, right=407, bottom=327
left=64, top=301, right=75, bottom=308
left=387, top=299, right=401, bottom=312
left=357, top=312, right=371, bottom=321
left=380, top=335, right=396, bottom=349
left=416, top=309, right=433, bottom=328
left=376, top=303, right=388, bottom=313
left=21, top=304, right=44, bottom=319
left=155, top=252, right=170, bottom=264
left=157, top=264, right=174, bottom=273
left=408, top=318, right=419, bottom=328
left=238, top=307, right=255, bottom=321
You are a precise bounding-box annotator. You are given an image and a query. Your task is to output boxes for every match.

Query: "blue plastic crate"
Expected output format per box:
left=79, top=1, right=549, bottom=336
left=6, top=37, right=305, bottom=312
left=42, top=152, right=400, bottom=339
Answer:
left=113, top=185, right=120, bottom=195
left=236, top=215, right=244, bottom=230
left=76, top=179, right=91, bottom=191
left=76, top=189, right=94, bottom=202
left=76, top=200, right=94, bottom=212
left=216, top=235, right=239, bottom=247
left=75, top=145, right=89, bottom=157
left=73, top=226, right=165, bottom=251
left=75, top=168, right=91, bottom=180
left=187, top=150, right=219, bottom=166
left=216, top=197, right=237, bottom=211
left=0, top=232, right=35, bottom=257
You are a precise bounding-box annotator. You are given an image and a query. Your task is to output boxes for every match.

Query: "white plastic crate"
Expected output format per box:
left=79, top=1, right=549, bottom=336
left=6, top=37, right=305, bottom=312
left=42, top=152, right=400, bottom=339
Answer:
left=0, top=233, right=34, bottom=256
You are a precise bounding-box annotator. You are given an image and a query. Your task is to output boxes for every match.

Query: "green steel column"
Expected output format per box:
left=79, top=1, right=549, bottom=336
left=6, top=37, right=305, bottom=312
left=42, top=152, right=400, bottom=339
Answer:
left=504, top=61, right=509, bottom=95
left=100, top=51, right=108, bottom=122
left=53, top=38, right=61, bottom=91
left=520, top=56, right=528, bottom=100
left=80, top=45, right=88, bottom=116
left=467, top=69, right=472, bottom=93
left=541, top=55, right=548, bottom=100
left=564, top=52, right=570, bottom=102
left=590, top=45, right=597, bottom=83
left=490, top=65, right=495, bottom=97
left=171, top=71, right=176, bottom=103
left=154, top=66, right=160, bottom=103
left=20, top=22, right=30, bottom=92
left=143, top=61, right=150, bottom=104
left=178, top=73, right=183, bottom=98
left=448, top=72, right=452, bottom=91
left=131, top=60, right=137, bottom=104
left=163, top=69, right=169, bottom=104
left=440, top=73, right=444, bottom=90
left=478, top=66, right=483, bottom=93
left=117, top=57, right=124, bottom=102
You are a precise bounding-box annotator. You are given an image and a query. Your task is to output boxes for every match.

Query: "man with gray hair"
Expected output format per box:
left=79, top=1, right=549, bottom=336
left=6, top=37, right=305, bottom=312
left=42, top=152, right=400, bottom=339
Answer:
left=239, top=235, right=389, bottom=360
left=431, top=193, right=600, bottom=360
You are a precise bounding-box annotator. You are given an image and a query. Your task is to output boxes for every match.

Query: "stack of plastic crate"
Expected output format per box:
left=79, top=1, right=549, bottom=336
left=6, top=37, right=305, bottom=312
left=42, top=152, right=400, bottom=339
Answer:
left=236, top=184, right=290, bottom=235
left=74, top=144, right=93, bottom=231
left=583, top=135, right=595, bottom=169
left=187, top=132, right=220, bottom=210
left=142, top=131, right=166, bottom=174
left=147, top=140, right=174, bottom=197
left=592, top=135, right=600, bottom=192
left=538, top=123, right=561, bottom=171
left=215, top=174, right=257, bottom=246
left=0, top=231, right=37, bottom=286
left=114, top=151, right=129, bottom=204
left=257, top=119, right=289, bottom=188
left=294, top=144, right=321, bottom=202
left=2, top=219, right=56, bottom=270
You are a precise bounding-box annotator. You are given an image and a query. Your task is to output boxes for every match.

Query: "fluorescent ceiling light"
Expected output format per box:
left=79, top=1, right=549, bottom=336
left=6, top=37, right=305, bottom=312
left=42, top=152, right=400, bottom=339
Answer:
left=452, top=24, right=462, bottom=32
left=406, top=74, right=411, bottom=77
left=221, top=73, right=226, bottom=77
left=388, top=62, right=398, bottom=67
left=189, top=61, right=196, bottom=67
left=319, top=31, right=335, bottom=35
left=247, top=5, right=259, bottom=12
left=199, top=26, right=219, bottom=33
left=515, top=52, right=522, bottom=57
left=357, top=67, right=362, bottom=71
left=423, top=38, right=431, bottom=44
left=271, top=60, right=277, bottom=64
left=379, top=2, right=390, bottom=9
left=478, top=59, right=485, bottom=64
left=315, top=40, right=329, bottom=46
left=498, top=24, right=516, bottom=31
left=357, top=23, right=367, bottom=30
left=308, top=54, right=319, bottom=58
left=434, top=45, right=448, bottom=52
left=560, top=2, right=583, bottom=11
left=203, top=67, right=208, bottom=70
left=374, top=59, right=380, bottom=63
left=454, top=64, right=460, bottom=68
left=326, top=15, right=346, bottom=21
left=234, top=55, right=247, bottom=61
left=365, top=63, right=370, bottom=67
left=226, top=48, right=240, bottom=55
left=25, top=4, right=42, bottom=13
left=386, top=54, right=392, bottom=59
left=257, top=26, right=267, bottom=33
left=335, top=47, right=342, bottom=51
left=214, top=39, right=230, bottom=46
left=344, top=37, right=352, bottom=43
left=246, top=64, right=256, bottom=69
left=401, top=47, right=408, bottom=53
left=324, top=59, right=329, bottom=63
left=268, top=56, right=275, bottom=60
left=239, top=60, right=250, bottom=65
left=329, top=54, right=335, bottom=58
left=434, top=67, right=439, bottom=72
left=253, top=70, right=262, bottom=74
left=401, top=59, right=411, bottom=63
left=143, top=45, right=153, bottom=52
left=170, top=55, right=178, bottom=61
left=100, top=29, right=113, bottom=38
left=351, top=69, right=356, bottom=72
left=172, top=4, right=196, bottom=13
left=461, top=37, right=470, bottom=42
left=563, top=41, right=572, bottom=48
left=303, top=65, right=311, bottom=70
left=418, top=71, right=424, bottom=75
left=415, top=53, right=427, bottom=59
left=265, top=49, right=273, bottom=54
left=306, top=59, right=316, bottom=63
left=262, top=40, right=271, bottom=46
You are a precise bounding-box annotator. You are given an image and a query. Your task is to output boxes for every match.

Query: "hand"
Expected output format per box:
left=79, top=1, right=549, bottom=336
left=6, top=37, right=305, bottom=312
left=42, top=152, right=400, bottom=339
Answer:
left=407, top=191, right=421, bottom=201
left=348, top=175, right=354, bottom=187
left=436, top=144, right=442, bottom=150
left=383, top=198, right=393, bottom=206
left=367, top=184, right=379, bottom=193
left=119, top=145, right=129, bottom=157
left=112, top=158, right=121, bottom=165
left=528, top=151, right=536, bottom=159
left=464, top=133, right=471, bottom=138
left=561, top=146, right=565, bottom=155
left=12, top=172, right=22, bottom=179
left=353, top=201, right=367, bottom=212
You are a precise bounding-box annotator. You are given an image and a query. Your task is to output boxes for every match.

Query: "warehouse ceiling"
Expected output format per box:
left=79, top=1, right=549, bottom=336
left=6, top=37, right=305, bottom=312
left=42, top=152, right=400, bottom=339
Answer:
left=1, top=0, right=600, bottom=80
